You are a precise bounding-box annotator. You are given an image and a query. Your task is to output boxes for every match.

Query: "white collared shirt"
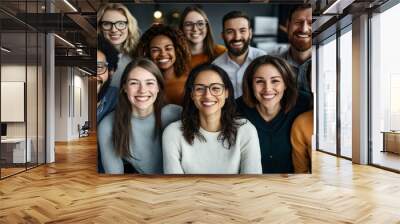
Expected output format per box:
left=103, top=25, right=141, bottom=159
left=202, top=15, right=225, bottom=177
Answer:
left=213, top=46, right=266, bottom=98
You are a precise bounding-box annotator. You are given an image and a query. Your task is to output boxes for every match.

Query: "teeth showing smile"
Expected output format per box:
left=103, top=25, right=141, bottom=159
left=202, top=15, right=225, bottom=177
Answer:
left=158, top=59, right=170, bottom=63
left=135, top=96, right=150, bottom=102
left=261, top=94, right=275, bottom=100
left=296, top=34, right=310, bottom=38
left=231, top=42, right=243, bottom=47
left=201, top=101, right=216, bottom=107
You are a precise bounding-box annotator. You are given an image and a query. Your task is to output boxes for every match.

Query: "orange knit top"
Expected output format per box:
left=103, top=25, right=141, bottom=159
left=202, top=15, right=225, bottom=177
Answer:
left=164, top=71, right=189, bottom=106
left=190, top=44, right=226, bottom=69
left=290, top=110, right=313, bottom=173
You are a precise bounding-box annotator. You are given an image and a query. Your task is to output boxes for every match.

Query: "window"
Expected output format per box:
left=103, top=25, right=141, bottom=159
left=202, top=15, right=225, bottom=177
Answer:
left=370, top=2, right=400, bottom=171
left=339, top=28, right=352, bottom=158
left=317, top=35, right=337, bottom=155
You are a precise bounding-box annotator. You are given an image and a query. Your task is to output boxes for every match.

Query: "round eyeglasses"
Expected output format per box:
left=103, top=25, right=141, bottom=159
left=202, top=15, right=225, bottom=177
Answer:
left=100, top=21, right=128, bottom=31
left=183, top=21, right=207, bottom=31
left=97, top=62, right=108, bottom=75
left=192, top=83, right=225, bottom=96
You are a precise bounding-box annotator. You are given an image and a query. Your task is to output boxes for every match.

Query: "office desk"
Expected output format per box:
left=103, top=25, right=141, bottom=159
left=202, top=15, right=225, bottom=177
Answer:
left=382, top=131, right=400, bottom=154
left=1, top=138, right=31, bottom=163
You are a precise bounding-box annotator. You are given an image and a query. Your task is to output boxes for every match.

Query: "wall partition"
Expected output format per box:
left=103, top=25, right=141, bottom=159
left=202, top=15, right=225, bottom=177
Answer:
left=0, top=1, right=46, bottom=179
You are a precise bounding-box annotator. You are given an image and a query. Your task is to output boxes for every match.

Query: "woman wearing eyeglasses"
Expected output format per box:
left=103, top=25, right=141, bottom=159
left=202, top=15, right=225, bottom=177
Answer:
left=97, top=3, right=139, bottom=89
left=136, top=24, right=191, bottom=105
left=98, top=58, right=181, bottom=174
left=236, top=55, right=309, bottom=173
left=162, top=64, right=262, bottom=174
left=180, top=6, right=226, bottom=69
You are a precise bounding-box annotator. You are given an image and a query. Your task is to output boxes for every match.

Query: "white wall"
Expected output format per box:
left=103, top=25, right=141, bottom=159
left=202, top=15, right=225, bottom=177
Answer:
left=54, top=66, right=89, bottom=141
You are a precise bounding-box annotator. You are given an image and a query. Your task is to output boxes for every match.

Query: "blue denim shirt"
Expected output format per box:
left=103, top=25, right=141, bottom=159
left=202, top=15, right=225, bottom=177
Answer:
left=97, top=86, right=119, bottom=124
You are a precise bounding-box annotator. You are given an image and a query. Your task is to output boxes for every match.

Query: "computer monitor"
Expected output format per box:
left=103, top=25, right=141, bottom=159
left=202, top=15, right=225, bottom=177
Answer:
left=1, top=123, right=7, bottom=138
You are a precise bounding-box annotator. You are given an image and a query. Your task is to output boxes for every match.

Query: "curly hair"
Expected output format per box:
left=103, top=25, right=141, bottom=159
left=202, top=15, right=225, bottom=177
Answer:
left=242, top=55, right=298, bottom=113
left=181, top=63, right=242, bottom=149
left=112, top=58, right=165, bottom=158
left=97, top=3, right=140, bottom=56
left=136, top=24, right=191, bottom=77
left=179, top=6, right=218, bottom=62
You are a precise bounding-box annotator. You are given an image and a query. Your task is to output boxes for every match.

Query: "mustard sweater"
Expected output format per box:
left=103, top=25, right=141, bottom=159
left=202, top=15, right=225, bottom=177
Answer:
left=290, top=110, right=313, bottom=173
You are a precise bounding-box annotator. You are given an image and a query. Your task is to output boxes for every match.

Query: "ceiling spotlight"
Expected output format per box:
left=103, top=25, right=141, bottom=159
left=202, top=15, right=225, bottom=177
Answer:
left=154, top=10, right=162, bottom=19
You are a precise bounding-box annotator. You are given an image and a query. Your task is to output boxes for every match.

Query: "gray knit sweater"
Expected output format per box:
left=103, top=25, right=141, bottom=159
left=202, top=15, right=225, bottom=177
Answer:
left=162, top=119, right=262, bottom=174
left=98, top=104, right=182, bottom=174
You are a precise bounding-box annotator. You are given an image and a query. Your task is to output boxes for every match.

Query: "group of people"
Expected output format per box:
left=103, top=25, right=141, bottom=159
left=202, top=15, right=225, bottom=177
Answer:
left=96, top=3, right=313, bottom=174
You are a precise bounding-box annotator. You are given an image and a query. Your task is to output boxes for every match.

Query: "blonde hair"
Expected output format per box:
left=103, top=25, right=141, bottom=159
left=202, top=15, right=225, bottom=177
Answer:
left=97, top=3, right=140, bottom=56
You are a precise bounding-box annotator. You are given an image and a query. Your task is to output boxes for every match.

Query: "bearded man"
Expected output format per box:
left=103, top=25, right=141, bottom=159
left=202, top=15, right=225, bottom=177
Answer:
left=213, top=11, right=266, bottom=98
left=280, top=4, right=312, bottom=95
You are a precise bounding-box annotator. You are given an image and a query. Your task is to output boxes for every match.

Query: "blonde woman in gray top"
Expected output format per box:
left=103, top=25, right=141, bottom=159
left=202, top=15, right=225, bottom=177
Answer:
left=162, top=64, right=262, bottom=174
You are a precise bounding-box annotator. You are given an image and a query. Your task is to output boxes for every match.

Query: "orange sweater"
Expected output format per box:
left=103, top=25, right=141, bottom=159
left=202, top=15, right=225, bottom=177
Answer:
left=190, top=44, right=226, bottom=69
left=164, top=72, right=188, bottom=106
left=290, top=110, right=313, bottom=173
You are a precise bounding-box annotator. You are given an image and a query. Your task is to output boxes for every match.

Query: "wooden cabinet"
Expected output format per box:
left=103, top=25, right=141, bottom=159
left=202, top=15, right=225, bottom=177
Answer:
left=382, top=131, right=400, bottom=154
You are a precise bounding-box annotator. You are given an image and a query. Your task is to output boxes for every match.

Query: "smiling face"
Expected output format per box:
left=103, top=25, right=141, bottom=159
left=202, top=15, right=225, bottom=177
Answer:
left=149, top=35, right=176, bottom=72
left=191, top=70, right=228, bottom=119
left=222, top=17, right=252, bottom=57
left=253, top=64, right=286, bottom=112
left=101, top=9, right=128, bottom=49
left=97, top=51, right=109, bottom=83
left=182, top=11, right=207, bottom=46
left=124, top=66, right=159, bottom=117
left=287, top=8, right=312, bottom=52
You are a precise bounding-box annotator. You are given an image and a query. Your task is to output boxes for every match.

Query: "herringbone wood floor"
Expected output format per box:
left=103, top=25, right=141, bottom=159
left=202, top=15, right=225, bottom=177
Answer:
left=0, top=135, right=399, bottom=223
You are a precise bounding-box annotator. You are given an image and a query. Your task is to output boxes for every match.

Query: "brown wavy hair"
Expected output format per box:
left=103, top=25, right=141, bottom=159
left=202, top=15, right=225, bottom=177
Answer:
left=179, top=6, right=218, bottom=62
left=242, top=55, right=298, bottom=113
left=136, top=24, right=191, bottom=77
left=112, top=58, right=165, bottom=158
left=181, top=63, right=242, bottom=149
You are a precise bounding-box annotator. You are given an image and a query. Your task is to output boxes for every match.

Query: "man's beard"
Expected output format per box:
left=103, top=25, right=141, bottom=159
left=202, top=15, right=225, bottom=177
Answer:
left=289, top=31, right=312, bottom=52
left=224, top=38, right=251, bottom=57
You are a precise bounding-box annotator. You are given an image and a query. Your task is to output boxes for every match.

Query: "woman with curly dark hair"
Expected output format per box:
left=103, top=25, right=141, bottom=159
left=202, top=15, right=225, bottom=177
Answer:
left=162, top=64, right=262, bottom=174
left=236, top=55, right=309, bottom=173
left=136, top=24, right=191, bottom=105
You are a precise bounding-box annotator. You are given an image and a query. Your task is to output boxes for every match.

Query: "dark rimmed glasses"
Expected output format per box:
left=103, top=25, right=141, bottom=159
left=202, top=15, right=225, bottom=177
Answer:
left=100, top=21, right=128, bottom=31
left=97, top=62, right=108, bottom=75
left=192, top=83, right=225, bottom=96
left=182, top=21, right=207, bottom=31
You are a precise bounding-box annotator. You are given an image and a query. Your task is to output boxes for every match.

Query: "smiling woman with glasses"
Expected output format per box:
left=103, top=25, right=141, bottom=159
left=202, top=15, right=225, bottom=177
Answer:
left=162, top=63, right=262, bottom=174
left=97, top=3, right=139, bottom=90
left=179, top=6, right=226, bottom=69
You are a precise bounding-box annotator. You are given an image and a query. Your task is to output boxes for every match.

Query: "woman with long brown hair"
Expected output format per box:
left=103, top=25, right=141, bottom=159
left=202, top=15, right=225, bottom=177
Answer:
left=162, top=64, right=262, bottom=174
left=98, top=58, right=181, bottom=174
left=179, top=6, right=226, bottom=69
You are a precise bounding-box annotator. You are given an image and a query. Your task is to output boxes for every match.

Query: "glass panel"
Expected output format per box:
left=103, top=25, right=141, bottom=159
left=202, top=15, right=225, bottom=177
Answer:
left=38, top=32, right=45, bottom=165
left=317, top=36, right=337, bottom=154
left=27, top=31, right=38, bottom=169
left=1, top=25, right=28, bottom=178
left=339, top=29, right=352, bottom=158
left=371, top=3, right=400, bottom=171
